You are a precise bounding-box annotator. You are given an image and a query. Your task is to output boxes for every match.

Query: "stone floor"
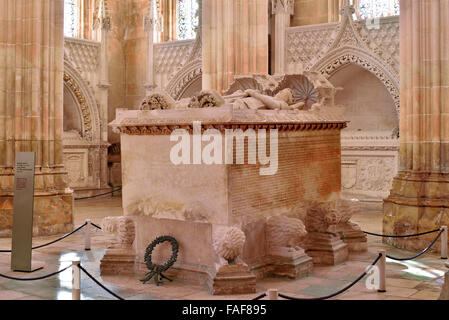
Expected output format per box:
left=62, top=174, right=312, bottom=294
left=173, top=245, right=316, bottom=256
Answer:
left=0, top=195, right=446, bottom=300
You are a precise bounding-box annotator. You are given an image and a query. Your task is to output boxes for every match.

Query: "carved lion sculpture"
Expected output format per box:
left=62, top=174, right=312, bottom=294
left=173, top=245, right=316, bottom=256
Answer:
left=140, top=91, right=176, bottom=110
left=101, top=216, right=136, bottom=248
left=212, top=226, right=246, bottom=264
left=305, top=199, right=359, bottom=233
left=194, top=90, right=225, bottom=108
left=266, top=216, right=307, bottom=248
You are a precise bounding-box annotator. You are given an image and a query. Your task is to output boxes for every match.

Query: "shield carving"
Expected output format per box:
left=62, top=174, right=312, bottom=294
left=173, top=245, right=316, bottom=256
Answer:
left=341, top=163, right=357, bottom=190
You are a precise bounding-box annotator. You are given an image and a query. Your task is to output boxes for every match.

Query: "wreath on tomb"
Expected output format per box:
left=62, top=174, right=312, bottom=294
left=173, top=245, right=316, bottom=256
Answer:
left=140, top=235, right=179, bottom=286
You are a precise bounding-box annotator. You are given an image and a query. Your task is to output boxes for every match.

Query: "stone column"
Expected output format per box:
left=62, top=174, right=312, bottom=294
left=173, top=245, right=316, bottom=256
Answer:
left=272, top=0, right=294, bottom=75
left=202, top=0, right=269, bottom=93
left=97, top=6, right=112, bottom=189
left=0, top=0, right=73, bottom=236
left=144, top=0, right=156, bottom=96
left=383, top=0, right=449, bottom=251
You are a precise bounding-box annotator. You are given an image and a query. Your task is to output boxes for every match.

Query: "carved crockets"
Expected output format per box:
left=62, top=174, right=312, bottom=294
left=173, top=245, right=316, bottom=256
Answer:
left=101, top=216, right=136, bottom=249
left=212, top=226, right=246, bottom=264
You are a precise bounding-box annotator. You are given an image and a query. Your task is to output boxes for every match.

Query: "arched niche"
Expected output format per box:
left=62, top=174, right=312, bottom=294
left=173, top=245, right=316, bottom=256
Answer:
left=63, top=85, right=83, bottom=134
left=62, top=60, right=108, bottom=194
left=328, top=63, right=398, bottom=133
left=328, top=62, right=399, bottom=208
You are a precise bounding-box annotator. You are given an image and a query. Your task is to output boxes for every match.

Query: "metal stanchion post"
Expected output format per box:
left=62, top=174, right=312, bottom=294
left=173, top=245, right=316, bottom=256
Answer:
left=441, top=226, right=448, bottom=260
left=84, top=219, right=91, bottom=251
left=378, top=250, right=386, bottom=293
left=267, top=289, right=278, bottom=300
left=72, top=260, right=81, bottom=300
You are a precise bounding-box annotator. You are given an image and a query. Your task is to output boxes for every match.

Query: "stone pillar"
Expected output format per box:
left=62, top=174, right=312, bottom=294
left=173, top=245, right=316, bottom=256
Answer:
left=124, top=0, right=149, bottom=108
left=97, top=6, right=112, bottom=189
left=202, top=0, right=269, bottom=93
left=0, top=0, right=73, bottom=236
left=272, top=0, right=294, bottom=75
left=383, top=0, right=449, bottom=251
left=144, top=0, right=156, bottom=96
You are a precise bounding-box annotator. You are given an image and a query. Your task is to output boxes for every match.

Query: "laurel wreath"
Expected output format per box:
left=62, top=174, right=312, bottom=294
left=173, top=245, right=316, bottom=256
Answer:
left=140, top=235, right=179, bottom=286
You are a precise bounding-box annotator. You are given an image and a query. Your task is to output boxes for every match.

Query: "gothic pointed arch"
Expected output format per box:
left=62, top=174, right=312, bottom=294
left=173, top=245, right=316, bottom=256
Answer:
left=313, top=47, right=399, bottom=115
left=63, top=60, right=101, bottom=142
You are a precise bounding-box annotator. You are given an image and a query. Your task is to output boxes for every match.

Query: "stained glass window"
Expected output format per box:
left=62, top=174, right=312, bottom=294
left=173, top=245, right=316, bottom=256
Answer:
left=176, top=0, right=199, bottom=40
left=359, top=0, right=399, bottom=19
left=64, top=0, right=80, bottom=37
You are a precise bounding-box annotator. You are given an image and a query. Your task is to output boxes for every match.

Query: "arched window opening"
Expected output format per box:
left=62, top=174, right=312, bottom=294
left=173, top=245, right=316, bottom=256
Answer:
left=359, top=0, right=400, bottom=19
left=64, top=0, right=80, bottom=38
left=176, top=0, right=199, bottom=40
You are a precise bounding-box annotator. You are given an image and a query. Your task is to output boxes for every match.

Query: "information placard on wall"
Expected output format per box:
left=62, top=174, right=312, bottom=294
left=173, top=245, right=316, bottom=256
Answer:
left=11, top=152, right=38, bottom=272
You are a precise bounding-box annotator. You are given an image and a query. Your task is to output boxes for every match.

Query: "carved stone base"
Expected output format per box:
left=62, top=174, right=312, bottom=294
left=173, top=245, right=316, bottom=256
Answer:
left=305, top=232, right=349, bottom=265
left=209, top=263, right=256, bottom=295
left=266, top=246, right=313, bottom=279
left=0, top=193, right=73, bottom=237
left=383, top=172, right=449, bottom=252
left=335, top=224, right=368, bottom=252
left=100, top=248, right=136, bottom=275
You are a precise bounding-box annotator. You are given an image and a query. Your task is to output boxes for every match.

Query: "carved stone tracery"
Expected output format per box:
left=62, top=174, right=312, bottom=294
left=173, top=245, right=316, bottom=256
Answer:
left=285, top=3, right=399, bottom=112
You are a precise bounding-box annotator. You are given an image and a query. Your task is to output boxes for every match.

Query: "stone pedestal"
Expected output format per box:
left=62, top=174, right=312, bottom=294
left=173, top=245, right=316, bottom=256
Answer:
left=209, top=263, right=256, bottom=295
left=305, top=232, right=348, bottom=265
left=100, top=248, right=136, bottom=275
left=266, top=246, right=313, bottom=278
left=335, top=223, right=367, bottom=252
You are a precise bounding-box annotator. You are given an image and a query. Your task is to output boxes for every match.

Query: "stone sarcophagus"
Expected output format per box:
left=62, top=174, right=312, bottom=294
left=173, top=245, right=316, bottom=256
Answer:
left=105, top=74, right=349, bottom=294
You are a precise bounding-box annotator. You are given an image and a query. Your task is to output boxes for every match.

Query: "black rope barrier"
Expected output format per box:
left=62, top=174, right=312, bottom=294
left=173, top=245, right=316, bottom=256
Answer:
left=0, top=265, right=71, bottom=281
left=252, top=293, right=267, bottom=301
left=261, top=253, right=382, bottom=301
left=75, top=187, right=122, bottom=201
left=90, top=222, right=102, bottom=230
left=363, top=228, right=440, bottom=238
left=0, top=222, right=88, bottom=253
left=78, top=265, right=125, bottom=300
left=386, top=229, right=444, bottom=261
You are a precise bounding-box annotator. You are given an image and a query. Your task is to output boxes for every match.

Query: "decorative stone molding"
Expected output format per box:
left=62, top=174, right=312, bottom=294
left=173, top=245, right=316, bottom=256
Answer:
left=154, top=39, right=196, bottom=80
left=341, top=131, right=399, bottom=204
left=63, top=63, right=101, bottom=142
left=316, top=52, right=399, bottom=113
left=64, top=37, right=101, bottom=77
left=101, top=216, right=136, bottom=249
left=115, top=121, right=347, bottom=136
left=271, top=0, right=294, bottom=15
left=165, top=59, right=202, bottom=100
